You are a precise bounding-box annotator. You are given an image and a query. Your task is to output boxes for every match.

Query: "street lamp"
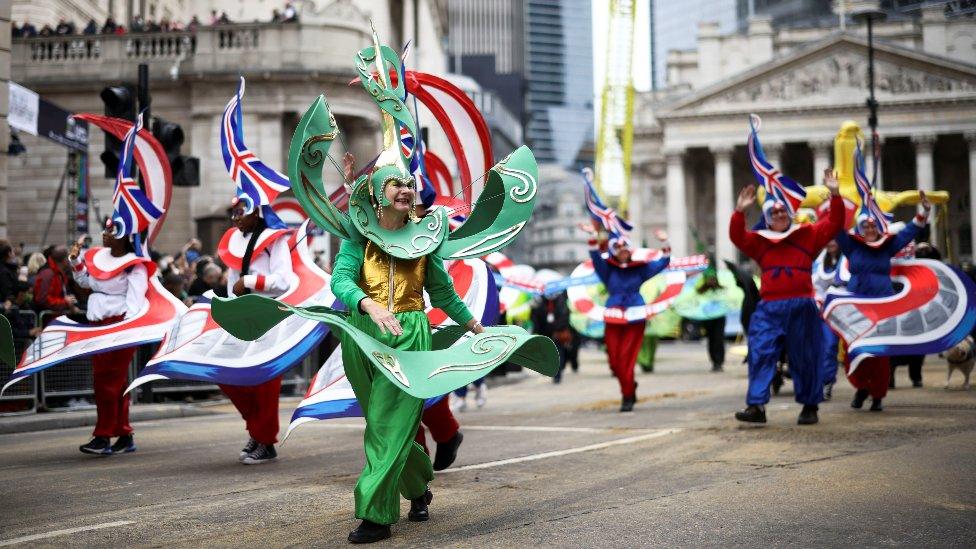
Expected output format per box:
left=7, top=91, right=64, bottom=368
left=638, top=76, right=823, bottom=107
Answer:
left=851, top=6, right=887, bottom=184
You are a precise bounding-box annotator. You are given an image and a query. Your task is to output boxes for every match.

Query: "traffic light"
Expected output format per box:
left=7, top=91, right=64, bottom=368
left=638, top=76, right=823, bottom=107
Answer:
left=152, top=117, right=200, bottom=187
left=99, top=84, right=136, bottom=178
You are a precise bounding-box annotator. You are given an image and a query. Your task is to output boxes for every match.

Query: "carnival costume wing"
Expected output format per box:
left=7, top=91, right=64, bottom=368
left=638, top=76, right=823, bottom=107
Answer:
left=212, top=294, right=557, bottom=400
left=283, top=258, right=498, bottom=439
left=125, top=224, right=334, bottom=391
left=822, top=259, right=976, bottom=373
left=2, top=115, right=185, bottom=394
left=672, top=271, right=744, bottom=322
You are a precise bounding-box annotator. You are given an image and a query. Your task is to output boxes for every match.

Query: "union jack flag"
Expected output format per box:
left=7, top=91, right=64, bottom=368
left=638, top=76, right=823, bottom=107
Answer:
left=582, top=168, right=632, bottom=239
left=111, top=111, right=163, bottom=251
left=853, top=139, right=892, bottom=235
left=221, top=77, right=290, bottom=210
left=747, top=114, right=806, bottom=225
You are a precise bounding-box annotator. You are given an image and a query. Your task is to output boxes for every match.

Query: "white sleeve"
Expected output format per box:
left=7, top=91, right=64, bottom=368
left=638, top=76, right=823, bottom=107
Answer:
left=124, top=263, right=149, bottom=318
left=243, top=238, right=293, bottom=295
left=70, top=256, right=92, bottom=289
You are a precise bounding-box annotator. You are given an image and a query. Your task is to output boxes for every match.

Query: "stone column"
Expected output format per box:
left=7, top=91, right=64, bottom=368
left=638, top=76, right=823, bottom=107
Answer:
left=966, top=132, right=976, bottom=258
left=764, top=143, right=783, bottom=170
left=712, top=145, right=735, bottom=262
left=914, top=135, right=937, bottom=239
left=810, top=140, right=832, bottom=184
left=665, top=149, right=688, bottom=256
left=257, top=114, right=283, bottom=175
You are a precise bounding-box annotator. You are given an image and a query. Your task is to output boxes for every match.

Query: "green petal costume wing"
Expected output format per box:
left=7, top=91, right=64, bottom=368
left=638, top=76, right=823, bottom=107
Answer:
left=211, top=294, right=558, bottom=399
left=436, top=145, right=539, bottom=260
left=288, top=95, right=357, bottom=241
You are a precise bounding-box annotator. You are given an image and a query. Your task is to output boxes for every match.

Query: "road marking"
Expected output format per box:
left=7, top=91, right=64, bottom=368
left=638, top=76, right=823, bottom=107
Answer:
left=300, top=423, right=638, bottom=434
left=0, top=521, right=135, bottom=547
left=440, top=428, right=681, bottom=473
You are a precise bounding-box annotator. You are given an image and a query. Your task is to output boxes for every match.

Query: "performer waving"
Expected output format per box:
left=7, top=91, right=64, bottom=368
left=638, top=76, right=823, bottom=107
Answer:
left=835, top=170, right=931, bottom=411
left=731, top=116, right=844, bottom=425
left=69, top=223, right=151, bottom=455
left=588, top=230, right=670, bottom=412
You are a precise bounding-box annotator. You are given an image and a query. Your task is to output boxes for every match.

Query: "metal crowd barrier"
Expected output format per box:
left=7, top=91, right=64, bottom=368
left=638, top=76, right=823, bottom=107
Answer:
left=0, top=310, right=38, bottom=414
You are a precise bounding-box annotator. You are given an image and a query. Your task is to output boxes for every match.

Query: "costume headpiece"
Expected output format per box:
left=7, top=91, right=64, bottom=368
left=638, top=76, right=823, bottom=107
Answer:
left=747, top=114, right=806, bottom=230
left=852, top=138, right=892, bottom=236
left=288, top=32, right=539, bottom=261
left=221, top=77, right=288, bottom=229
left=110, top=110, right=164, bottom=256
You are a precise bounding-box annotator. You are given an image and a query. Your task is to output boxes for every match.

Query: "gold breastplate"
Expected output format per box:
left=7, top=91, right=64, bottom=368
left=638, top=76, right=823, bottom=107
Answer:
left=359, top=240, right=427, bottom=312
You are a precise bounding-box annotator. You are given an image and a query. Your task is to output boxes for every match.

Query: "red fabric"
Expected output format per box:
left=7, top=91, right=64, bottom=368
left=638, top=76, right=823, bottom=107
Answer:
left=414, top=397, right=460, bottom=455
left=845, top=356, right=890, bottom=400
left=92, top=315, right=134, bottom=437
left=219, top=377, right=283, bottom=444
left=729, top=194, right=845, bottom=301
left=605, top=322, right=646, bottom=398
left=33, top=257, right=70, bottom=314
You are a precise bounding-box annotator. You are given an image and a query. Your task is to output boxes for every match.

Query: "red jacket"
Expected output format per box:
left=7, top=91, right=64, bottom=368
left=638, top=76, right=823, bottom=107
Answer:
left=730, top=194, right=844, bottom=302
left=33, top=257, right=71, bottom=313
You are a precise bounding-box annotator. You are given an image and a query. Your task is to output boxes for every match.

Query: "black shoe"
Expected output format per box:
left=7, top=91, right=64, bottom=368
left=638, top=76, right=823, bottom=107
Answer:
left=851, top=389, right=869, bottom=409
left=797, top=405, right=819, bottom=425
left=111, top=434, right=136, bottom=454
left=348, top=520, right=391, bottom=544
left=912, top=380, right=923, bottom=388
left=870, top=398, right=884, bottom=412
left=823, top=383, right=834, bottom=401
left=734, top=405, right=766, bottom=424
left=620, top=396, right=635, bottom=412
left=408, top=489, right=433, bottom=522
left=79, top=436, right=113, bottom=455
left=239, top=437, right=258, bottom=461
left=711, top=363, right=724, bottom=372
left=432, top=431, right=463, bottom=471
left=241, top=443, right=278, bottom=465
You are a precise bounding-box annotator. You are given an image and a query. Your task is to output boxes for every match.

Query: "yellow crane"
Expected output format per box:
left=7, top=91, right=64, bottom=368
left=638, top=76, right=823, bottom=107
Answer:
left=595, top=0, right=637, bottom=214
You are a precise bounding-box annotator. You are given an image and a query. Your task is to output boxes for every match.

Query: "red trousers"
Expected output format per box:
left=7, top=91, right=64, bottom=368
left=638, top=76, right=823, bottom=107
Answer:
left=219, top=377, right=283, bottom=445
left=92, top=346, right=136, bottom=438
left=605, top=322, right=646, bottom=399
left=845, top=356, right=890, bottom=400
left=414, top=397, right=459, bottom=455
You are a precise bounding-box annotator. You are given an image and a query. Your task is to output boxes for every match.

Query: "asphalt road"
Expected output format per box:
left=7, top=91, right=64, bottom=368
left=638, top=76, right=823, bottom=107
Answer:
left=1, top=342, right=974, bottom=548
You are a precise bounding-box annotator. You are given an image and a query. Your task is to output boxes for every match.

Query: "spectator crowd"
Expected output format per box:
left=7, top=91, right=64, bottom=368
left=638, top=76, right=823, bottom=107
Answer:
left=11, top=2, right=299, bottom=38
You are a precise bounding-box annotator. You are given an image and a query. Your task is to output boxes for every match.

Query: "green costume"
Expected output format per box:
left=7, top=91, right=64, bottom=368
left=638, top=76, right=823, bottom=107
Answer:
left=211, top=32, right=558, bottom=526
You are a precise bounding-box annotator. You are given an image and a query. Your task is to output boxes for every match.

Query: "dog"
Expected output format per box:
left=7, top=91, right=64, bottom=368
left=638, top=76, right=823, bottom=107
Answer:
left=944, top=336, right=975, bottom=390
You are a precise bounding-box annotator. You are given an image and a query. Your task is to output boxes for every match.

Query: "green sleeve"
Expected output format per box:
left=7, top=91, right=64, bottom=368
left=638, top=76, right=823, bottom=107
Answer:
left=331, top=240, right=369, bottom=313
left=425, top=255, right=475, bottom=327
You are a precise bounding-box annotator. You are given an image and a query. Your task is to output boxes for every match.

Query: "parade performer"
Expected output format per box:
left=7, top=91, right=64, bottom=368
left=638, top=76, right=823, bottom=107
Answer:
left=0, top=113, right=183, bottom=453
left=813, top=240, right=844, bottom=400
left=833, top=148, right=931, bottom=411
left=588, top=231, right=670, bottom=411
left=672, top=260, right=743, bottom=372
left=217, top=196, right=293, bottom=464
left=731, top=115, right=844, bottom=426
left=209, top=34, right=557, bottom=544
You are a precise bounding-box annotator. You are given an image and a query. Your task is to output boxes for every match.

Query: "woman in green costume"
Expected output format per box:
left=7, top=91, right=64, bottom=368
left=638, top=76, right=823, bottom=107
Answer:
left=210, top=32, right=558, bottom=544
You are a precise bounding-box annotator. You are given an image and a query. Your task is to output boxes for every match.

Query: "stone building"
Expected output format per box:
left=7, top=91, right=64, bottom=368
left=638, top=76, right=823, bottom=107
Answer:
left=6, top=0, right=450, bottom=257
left=631, top=8, right=976, bottom=263
left=524, top=164, right=590, bottom=273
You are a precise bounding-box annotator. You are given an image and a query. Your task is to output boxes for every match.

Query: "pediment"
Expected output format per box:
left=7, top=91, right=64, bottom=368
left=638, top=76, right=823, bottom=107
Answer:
left=661, top=33, right=976, bottom=117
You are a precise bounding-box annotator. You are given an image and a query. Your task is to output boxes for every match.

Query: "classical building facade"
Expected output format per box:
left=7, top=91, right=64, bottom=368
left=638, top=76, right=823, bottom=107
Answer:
left=5, top=0, right=450, bottom=256
left=523, top=164, right=590, bottom=273
left=632, top=8, right=976, bottom=263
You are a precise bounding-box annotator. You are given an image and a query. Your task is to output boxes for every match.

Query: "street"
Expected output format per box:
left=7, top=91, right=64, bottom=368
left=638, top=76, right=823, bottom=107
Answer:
left=1, top=342, right=974, bottom=548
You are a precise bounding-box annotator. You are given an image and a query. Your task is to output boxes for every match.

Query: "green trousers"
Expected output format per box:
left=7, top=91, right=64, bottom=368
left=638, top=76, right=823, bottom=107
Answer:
left=342, top=310, right=435, bottom=525
left=637, top=335, right=658, bottom=373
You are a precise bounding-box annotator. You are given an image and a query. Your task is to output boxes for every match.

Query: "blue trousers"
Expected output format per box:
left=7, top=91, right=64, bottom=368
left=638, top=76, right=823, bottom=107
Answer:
left=820, top=320, right=839, bottom=385
left=747, top=298, right=824, bottom=406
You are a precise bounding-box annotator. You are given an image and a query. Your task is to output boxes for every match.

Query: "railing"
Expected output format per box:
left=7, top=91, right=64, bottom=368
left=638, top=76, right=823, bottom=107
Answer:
left=12, top=22, right=371, bottom=84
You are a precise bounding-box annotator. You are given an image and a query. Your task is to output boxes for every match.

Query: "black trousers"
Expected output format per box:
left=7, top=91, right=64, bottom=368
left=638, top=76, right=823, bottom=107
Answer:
left=890, top=355, right=924, bottom=384
left=701, top=317, right=726, bottom=367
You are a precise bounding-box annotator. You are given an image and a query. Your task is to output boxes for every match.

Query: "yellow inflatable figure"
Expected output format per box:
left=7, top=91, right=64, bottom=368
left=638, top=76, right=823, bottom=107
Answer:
left=794, top=120, right=948, bottom=218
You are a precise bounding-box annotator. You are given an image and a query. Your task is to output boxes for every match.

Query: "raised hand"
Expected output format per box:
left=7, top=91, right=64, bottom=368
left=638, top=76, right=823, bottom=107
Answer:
left=919, top=190, right=932, bottom=213
left=735, top=184, right=757, bottom=212
left=823, top=168, right=839, bottom=195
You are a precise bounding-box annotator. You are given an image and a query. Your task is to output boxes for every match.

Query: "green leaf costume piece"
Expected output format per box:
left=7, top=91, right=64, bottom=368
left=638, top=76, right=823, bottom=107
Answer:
left=211, top=294, right=558, bottom=399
